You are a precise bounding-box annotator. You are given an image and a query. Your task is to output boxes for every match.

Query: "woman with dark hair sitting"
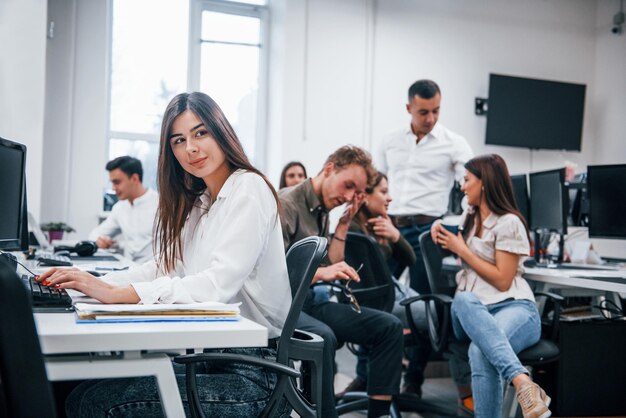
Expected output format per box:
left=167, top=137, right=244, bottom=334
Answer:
left=339, top=171, right=431, bottom=399
left=431, top=154, right=551, bottom=418
left=279, top=161, right=307, bottom=189
left=39, top=92, right=292, bottom=417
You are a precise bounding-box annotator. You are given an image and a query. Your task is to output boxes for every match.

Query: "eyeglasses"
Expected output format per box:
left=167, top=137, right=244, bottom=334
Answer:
left=343, top=263, right=363, bottom=314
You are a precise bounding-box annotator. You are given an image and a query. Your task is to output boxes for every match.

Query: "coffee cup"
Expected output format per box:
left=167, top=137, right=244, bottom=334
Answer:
left=442, top=224, right=459, bottom=235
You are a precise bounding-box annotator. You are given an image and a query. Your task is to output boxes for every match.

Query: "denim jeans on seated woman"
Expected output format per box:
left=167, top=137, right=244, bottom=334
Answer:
left=450, top=292, right=541, bottom=418
left=65, top=347, right=290, bottom=418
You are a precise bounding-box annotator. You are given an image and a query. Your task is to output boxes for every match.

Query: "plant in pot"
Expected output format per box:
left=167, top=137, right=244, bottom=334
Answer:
left=40, top=222, right=75, bottom=243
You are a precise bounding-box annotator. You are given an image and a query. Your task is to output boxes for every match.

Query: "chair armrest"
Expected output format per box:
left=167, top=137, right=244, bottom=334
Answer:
left=400, top=293, right=452, bottom=354
left=399, top=293, right=453, bottom=306
left=173, top=352, right=301, bottom=378
left=311, top=281, right=348, bottom=293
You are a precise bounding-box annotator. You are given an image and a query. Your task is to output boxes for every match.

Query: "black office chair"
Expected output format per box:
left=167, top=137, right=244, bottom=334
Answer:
left=174, top=236, right=328, bottom=418
left=401, top=231, right=563, bottom=417
left=334, top=232, right=459, bottom=418
left=342, top=232, right=395, bottom=312
left=0, top=257, right=57, bottom=418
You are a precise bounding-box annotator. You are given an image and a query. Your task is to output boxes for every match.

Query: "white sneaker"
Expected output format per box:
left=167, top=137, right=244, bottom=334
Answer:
left=516, top=381, right=552, bottom=418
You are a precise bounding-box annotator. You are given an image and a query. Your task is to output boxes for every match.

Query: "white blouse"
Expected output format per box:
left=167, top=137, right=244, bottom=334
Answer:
left=455, top=210, right=535, bottom=305
left=88, top=188, right=159, bottom=263
left=104, top=170, right=292, bottom=338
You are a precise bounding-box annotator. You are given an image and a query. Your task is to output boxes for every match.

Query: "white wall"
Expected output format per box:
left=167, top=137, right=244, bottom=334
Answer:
left=42, top=0, right=109, bottom=237
left=269, top=0, right=600, bottom=180
left=594, top=0, right=626, bottom=165
left=65, top=0, right=109, bottom=238
left=42, top=0, right=76, bottom=224
left=0, top=0, right=47, bottom=219
left=267, top=0, right=375, bottom=182
left=371, top=0, right=597, bottom=175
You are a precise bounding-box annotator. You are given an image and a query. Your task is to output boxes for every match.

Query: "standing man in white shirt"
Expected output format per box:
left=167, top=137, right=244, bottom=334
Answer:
left=376, top=79, right=473, bottom=295
left=89, top=156, right=158, bottom=263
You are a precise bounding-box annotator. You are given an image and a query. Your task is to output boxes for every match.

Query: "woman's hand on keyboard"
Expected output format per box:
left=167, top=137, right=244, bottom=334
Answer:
left=36, top=267, right=140, bottom=304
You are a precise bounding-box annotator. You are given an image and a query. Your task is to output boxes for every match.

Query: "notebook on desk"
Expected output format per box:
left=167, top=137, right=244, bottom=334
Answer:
left=74, top=302, right=241, bottom=323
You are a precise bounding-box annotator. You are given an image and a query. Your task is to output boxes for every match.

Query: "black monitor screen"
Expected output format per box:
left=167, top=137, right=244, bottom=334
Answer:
left=587, top=164, right=626, bottom=239
left=529, top=168, right=568, bottom=233
left=0, top=138, right=27, bottom=251
left=510, top=174, right=530, bottom=226
left=486, top=74, right=586, bottom=151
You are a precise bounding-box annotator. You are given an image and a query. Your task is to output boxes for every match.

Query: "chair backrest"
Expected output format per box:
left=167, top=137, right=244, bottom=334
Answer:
left=418, top=231, right=457, bottom=297
left=278, top=236, right=328, bottom=363
left=0, top=258, right=56, bottom=418
left=343, top=232, right=395, bottom=312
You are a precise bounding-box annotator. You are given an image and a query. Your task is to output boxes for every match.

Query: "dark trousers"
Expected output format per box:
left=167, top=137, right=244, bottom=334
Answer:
left=298, top=299, right=403, bottom=415
left=396, top=222, right=434, bottom=294
left=355, top=340, right=430, bottom=387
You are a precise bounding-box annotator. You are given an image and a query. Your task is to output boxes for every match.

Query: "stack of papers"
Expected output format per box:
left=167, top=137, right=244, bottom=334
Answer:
left=74, top=302, right=241, bottom=323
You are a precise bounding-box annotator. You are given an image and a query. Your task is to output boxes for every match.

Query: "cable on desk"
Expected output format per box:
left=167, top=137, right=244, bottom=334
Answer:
left=0, top=250, right=38, bottom=277
left=592, top=299, right=625, bottom=320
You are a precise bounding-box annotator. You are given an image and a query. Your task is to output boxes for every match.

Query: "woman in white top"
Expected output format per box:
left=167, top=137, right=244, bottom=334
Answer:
left=39, top=92, right=292, bottom=417
left=431, top=154, right=551, bottom=418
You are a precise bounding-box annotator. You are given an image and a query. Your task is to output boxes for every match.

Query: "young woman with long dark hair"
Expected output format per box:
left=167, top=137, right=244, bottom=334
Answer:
left=39, top=92, right=292, bottom=417
left=279, top=161, right=307, bottom=189
left=431, top=154, right=551, bottom=418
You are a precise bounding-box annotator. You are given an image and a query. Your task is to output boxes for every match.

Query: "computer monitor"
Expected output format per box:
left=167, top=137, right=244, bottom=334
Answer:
left=529, top=168, right=568, bottom=234
left=0, top=137, right=28, bottom=251
left=485, top=73, right=586, bottom=151
left=510, top=174, right=530, bottom=226
left=587, top=164, right=626, bottom=239
left=568, top=177, right=589, bottom=227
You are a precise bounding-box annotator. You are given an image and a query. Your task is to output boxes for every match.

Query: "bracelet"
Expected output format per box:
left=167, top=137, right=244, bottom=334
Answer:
left=333, top=236, right=346, bottom=242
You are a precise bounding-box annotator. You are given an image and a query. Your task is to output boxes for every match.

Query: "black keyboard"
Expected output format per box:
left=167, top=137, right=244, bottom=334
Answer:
left=36, top=251, right=73, bottom=267
left=21, top=274, right=74, bottom=312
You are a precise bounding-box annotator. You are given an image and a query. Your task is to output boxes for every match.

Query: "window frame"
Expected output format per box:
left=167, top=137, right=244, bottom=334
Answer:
left=105, top=0, right=270, bottom=181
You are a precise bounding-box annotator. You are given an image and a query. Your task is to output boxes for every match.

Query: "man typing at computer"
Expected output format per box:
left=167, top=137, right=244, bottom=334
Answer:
left=88, top=156, right=158, bottom=263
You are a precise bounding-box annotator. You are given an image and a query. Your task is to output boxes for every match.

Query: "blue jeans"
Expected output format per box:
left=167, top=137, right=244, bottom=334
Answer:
left=396, top=223, right=434, bottom=295
left=451, top=292, right=541, bottom=418
left=65, top=347, right=289, bottom=418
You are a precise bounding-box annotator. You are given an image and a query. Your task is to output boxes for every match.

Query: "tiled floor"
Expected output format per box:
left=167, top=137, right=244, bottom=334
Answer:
left=330, top=346, right=621, bottom=418
left=334, top=346, right=467, bottom=418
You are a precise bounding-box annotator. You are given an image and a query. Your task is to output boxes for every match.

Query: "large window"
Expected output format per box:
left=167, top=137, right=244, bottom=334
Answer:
left=107, top=0, right=267, bottom=191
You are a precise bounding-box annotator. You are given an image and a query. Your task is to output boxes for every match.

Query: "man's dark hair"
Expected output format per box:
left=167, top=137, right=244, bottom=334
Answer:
left=106, top=156, right=143, bottom=182
left=408, top=79, right=441, bottom=100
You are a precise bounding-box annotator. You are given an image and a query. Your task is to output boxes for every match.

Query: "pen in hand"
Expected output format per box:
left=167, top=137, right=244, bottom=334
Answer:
left=95, top=266, right=129, bottom=271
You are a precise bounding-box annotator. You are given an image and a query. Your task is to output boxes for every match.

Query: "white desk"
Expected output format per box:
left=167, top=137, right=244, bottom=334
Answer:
left=25, top=251, right=268, bottom=416
left=523, top=266, right=626, bottom=294
left=524, top=266, right=626, bottom=320
left=36, top=313, right=267, bottom=417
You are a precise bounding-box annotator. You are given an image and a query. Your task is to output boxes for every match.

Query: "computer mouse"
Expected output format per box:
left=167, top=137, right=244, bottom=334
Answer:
left=54, top=250, right=71, bottom=257
left=86, top=270, right=102, bottom=277
left=523, top=258, right=537, bottom=268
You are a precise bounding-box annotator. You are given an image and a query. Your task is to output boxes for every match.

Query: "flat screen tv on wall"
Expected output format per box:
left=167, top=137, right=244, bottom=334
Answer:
left=485, top=74, right=586, bottom=151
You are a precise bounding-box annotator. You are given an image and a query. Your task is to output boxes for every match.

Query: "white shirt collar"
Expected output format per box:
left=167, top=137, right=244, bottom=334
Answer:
left=198, top=169, right=244, bottom=208
left=404, top=123, right=442, bottom=142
